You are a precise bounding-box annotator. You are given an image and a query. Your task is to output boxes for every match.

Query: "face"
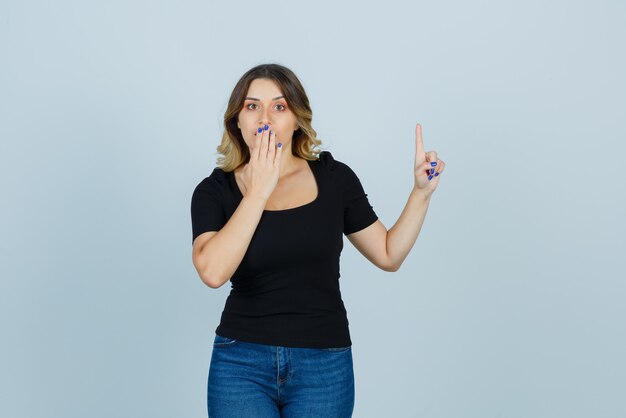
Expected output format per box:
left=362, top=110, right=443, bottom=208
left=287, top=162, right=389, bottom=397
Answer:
left=236, top=78, right=299, bottom=151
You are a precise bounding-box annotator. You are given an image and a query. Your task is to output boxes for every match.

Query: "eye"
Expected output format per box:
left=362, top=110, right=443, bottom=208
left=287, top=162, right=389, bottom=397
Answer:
left=245, top=103, right=287, bottom=111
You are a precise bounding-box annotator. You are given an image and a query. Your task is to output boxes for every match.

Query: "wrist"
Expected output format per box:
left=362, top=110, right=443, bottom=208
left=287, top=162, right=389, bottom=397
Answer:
left=410, top=187, right=432, bottom=201
left=242, top=193, right=268, bottom=206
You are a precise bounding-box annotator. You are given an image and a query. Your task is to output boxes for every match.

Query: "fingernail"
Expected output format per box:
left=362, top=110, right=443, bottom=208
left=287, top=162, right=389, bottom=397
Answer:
left=434, top=172, right=439, bottom=176
left=428, top=175, right=433, bottom=180
left=270, top=130, right=273, bottom=134
left=430, top=168, right=434, bottom=174
left=430, top=162, right=437, bottom=166
left=278, top=143, right=282, bottom=148
left=258, top=127, right=262, bottom=133
left=264, top=124, right=269, bottom=130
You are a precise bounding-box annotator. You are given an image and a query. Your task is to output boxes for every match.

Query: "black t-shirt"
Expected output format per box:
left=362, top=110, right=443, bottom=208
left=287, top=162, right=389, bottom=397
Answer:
left=190, top=151, right=378, bottom=348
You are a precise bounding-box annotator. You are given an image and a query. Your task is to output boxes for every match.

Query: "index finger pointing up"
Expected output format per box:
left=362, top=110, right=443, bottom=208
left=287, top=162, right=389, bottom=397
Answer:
left=415, top=123, right=425, bottom=157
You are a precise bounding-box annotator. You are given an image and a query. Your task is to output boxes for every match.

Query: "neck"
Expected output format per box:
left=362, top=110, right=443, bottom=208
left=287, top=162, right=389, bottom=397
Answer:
left=275, top=142, right=305, bottom=179
left=278, top=152, right=303, bottom=179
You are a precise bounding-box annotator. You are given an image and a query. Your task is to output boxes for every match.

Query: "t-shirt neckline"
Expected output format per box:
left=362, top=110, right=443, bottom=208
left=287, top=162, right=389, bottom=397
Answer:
left=231, top=158, right=320, bottom=213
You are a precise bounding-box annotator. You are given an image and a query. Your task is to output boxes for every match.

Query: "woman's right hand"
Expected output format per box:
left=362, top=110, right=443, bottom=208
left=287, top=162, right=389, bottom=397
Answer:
left=240, top=125, right=283, bottom=201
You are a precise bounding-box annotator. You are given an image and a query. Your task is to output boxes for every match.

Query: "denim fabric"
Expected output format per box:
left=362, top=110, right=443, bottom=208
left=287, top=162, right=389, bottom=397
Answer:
left=207, top=334, right=354, bottom=417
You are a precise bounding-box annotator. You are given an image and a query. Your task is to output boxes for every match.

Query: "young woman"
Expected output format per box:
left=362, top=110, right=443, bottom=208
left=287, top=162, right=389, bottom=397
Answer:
left=191, top=63, right=445, bottom=417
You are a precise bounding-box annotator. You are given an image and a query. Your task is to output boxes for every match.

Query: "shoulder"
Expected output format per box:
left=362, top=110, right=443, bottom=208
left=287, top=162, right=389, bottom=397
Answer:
left=193, top=168, right=228, bottom=194
left=317, top=150, right=353, bottom=174
left=317, top=151, right=360, bottom=183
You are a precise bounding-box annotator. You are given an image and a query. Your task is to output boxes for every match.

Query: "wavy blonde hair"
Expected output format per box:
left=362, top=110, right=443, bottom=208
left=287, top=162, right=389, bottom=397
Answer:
left=215, top=63, right=325, bottom=172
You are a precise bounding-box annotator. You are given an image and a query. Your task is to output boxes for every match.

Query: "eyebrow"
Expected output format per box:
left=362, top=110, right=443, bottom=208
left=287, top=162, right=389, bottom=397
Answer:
left=245, top=96, right=284, bottom=101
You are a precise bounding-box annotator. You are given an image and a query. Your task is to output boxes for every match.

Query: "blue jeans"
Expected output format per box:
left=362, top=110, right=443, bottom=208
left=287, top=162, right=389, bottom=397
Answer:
left=207, top=333, right=354, bottom=417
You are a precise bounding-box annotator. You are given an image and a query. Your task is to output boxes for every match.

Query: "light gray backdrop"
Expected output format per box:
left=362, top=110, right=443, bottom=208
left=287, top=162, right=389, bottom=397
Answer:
left=1, top=0, right=624, bottom=417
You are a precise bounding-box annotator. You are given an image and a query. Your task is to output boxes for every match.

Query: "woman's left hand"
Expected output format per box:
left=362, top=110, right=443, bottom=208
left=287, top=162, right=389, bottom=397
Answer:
left=413, top=123, right=445, bottom=195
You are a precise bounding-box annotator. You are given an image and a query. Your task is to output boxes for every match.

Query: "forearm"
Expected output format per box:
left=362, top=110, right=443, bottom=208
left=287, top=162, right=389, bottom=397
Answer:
left=386, top=189, right=433, bottom=270
left=199, top=194, right=266, bottom=288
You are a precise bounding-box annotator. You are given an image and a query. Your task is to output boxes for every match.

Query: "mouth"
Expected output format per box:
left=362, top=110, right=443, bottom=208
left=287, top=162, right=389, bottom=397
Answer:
left=254, top=127, right=272, bottom=136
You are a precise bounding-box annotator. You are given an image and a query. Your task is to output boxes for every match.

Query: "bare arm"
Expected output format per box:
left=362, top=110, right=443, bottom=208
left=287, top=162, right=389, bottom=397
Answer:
left=385, top=189, right=432, bottom=270
left=347, top=189, right=431, bottom=272
left=192, top=194, right=267, bottom=288
left=347, top=123, right=445, bottom=272
left=192, top=125, right=282, bottom=288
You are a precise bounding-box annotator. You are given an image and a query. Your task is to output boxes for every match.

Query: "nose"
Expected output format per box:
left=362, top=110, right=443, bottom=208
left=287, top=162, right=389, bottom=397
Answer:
left=258, top=108, right=273, bottom=127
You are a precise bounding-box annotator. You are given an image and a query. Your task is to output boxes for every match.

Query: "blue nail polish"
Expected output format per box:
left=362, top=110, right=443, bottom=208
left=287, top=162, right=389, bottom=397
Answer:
left=430, top=168, right=434, bottom=174
left=434, top=172, right=439, bottom=176
left=278, top=143, right=282, bottom=148
left=428, top=175, right=433, bottom=180
left=431, top=162, right=437, bottom=166
left=264, top=124, right=269, bottom=130
left=258, top=127, right=262, bottom=133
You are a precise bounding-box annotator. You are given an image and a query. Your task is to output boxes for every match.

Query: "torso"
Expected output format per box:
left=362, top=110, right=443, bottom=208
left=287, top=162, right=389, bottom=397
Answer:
left=234, top=158, right=318, bottom=211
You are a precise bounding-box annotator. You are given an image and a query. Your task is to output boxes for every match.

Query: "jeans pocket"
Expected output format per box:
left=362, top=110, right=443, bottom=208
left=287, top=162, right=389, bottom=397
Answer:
left=213, top=334, right=238, bottom=347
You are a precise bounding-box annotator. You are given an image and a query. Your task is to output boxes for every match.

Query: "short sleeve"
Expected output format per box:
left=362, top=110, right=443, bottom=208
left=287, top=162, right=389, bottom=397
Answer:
left=337, top=159, right=379, bottom=235
left=190, top=169, right=226, bottom=244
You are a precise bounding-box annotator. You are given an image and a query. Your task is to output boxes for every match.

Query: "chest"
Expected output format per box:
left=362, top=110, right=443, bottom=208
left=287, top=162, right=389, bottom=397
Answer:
left=235, top=165, right=319, bottom=211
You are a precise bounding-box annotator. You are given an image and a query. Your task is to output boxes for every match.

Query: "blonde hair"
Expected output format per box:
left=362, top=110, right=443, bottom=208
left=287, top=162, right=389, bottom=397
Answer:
left=215, top=63, right=325, bottom=172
